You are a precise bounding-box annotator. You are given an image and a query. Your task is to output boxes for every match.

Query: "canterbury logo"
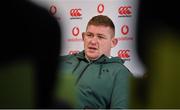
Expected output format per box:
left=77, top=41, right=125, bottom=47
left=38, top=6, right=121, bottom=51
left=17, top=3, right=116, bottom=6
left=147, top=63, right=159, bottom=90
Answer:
left=118, top=50, right=130, bottom=59
left=70, top=9, right=82, bottom=17
left=118, top=6, right=132, bottom=16
left=69, top=50, right=80, bottom=55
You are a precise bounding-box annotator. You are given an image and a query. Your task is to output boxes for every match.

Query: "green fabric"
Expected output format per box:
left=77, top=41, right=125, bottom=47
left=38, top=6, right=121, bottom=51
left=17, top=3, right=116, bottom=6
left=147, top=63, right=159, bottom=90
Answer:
left=58, top=51, right=131, bottom=109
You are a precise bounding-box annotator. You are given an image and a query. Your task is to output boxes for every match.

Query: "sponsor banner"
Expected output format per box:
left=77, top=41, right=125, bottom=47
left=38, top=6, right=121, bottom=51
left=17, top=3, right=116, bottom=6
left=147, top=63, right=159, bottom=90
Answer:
left=30, top=0, right=145, bottom=76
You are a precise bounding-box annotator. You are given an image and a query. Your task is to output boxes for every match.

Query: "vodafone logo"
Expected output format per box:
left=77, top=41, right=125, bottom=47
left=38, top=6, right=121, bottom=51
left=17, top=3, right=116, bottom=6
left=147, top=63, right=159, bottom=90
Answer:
left=66, top=27, right=82, bottom=42
left=118, top=50, right=130, bottom=60
left=68, top=50, right=80, bottom=55
left=70, top=9, right=82, bottom=17
left=49, top=5, right=57, bottom=15
left=72, top=27, right=80, bottom=36
left=49, top=5, right=61, bottom=20
left=118, top=6, right=132, bottom=17
left=121, top=25, right=129, bottom=35
left=118, top=25, right=133, bottom=41
left=97, top=4, right=104, bottom=13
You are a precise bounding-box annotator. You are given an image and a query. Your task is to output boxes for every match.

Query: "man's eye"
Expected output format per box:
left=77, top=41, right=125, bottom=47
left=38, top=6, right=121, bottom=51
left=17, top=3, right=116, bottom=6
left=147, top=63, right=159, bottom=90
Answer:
left=87, top=34, right=92, bottom=36
left=98, top=36, right=105, bottom=39
left=86, top=33, right=93, bottom=38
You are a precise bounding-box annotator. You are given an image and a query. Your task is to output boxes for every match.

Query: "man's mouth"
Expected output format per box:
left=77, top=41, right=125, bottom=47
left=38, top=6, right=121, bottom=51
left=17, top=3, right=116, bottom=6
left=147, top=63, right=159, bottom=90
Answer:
left=88, top=47, right=97, bottom=50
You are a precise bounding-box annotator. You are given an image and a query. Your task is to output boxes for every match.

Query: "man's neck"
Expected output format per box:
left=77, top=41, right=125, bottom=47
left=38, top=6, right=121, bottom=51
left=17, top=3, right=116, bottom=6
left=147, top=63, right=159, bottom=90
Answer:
left=85, top=55, right=100, bottom=62
left=85, top=54, right=111, bottom=62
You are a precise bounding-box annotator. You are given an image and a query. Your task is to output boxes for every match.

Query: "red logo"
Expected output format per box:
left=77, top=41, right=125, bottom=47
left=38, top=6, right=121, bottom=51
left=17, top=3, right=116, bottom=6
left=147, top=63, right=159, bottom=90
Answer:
left=118, top=50, right=130, bottom=59
left=121, top=25, right=129, bottom=35
left=69, top=50, right=80, bottom=55
left=97, top=4, right=104, bottom=13
left=70, top=9, right=82, bottom=17
left=72, top=27, right=80, bottom=36
left=118, top=6, right=132, bottom=17
left=49, top=5, right=57, bottom=15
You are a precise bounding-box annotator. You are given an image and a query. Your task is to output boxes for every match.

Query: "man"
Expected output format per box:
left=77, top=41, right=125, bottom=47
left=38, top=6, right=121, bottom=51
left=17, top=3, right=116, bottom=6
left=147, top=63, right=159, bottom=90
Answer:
left=58, top=15, right=131, bottom=109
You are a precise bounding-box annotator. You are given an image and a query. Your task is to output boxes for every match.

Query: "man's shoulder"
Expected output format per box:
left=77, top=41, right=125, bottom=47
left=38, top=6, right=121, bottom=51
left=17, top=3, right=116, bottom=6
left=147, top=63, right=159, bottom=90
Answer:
left=105, top=57, right=132, bottom=76
left=108, top=56, right=124, bottom=64
left=103, top=56, right=125, bottom=68
left=60, top=54, right=76, bottom=61
left=60, top=51, right=84, bottom=61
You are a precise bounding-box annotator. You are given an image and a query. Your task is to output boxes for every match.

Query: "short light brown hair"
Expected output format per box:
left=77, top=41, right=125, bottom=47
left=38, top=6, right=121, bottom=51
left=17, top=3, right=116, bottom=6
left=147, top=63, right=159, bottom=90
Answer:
left=86, top=15, right=115, bottom=36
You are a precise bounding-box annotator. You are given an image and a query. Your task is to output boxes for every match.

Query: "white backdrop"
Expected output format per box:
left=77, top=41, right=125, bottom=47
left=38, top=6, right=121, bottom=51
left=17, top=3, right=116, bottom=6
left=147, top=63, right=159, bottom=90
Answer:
left=30, top=0, right=145, bottom=77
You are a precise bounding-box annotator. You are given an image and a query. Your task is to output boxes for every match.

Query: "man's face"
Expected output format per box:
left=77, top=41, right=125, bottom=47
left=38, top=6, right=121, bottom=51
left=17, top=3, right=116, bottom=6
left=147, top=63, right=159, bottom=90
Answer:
left=82, top=25, right=117, bottom=60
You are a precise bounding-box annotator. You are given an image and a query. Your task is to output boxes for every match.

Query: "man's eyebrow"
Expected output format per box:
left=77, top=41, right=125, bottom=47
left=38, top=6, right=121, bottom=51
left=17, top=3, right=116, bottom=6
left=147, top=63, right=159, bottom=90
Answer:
left=86, top=32, right=93, bottom=34
left=96, top=33, right=106, bottom=36
left=86, top=32, right=106, bottom=36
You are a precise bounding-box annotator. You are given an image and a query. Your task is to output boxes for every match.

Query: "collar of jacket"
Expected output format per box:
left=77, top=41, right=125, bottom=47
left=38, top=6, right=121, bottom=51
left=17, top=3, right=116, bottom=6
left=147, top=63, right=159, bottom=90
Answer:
left=74, top=50, right=124, bottom=64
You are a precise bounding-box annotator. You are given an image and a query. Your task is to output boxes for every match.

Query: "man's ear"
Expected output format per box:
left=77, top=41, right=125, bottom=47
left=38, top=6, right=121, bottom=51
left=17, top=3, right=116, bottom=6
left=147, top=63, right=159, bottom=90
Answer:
left=82, top=32, right=85, bottom=40
left=111, top=37, right=118, bottom=48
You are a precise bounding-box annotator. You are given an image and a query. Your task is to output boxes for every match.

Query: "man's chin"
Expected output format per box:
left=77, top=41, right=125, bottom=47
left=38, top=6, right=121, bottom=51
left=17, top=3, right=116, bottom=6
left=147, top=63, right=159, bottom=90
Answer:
left=86, top=54, right=99, bottom=61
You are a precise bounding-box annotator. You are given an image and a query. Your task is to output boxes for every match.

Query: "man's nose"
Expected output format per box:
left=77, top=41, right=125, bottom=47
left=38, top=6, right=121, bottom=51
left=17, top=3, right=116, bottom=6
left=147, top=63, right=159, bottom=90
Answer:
left=90, top=36, right=98, bottom=44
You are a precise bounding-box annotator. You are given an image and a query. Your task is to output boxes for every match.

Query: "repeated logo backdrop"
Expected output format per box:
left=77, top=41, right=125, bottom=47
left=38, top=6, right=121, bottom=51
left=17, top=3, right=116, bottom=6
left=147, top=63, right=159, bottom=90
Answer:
left=30, top=0, right=145, bottom=77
